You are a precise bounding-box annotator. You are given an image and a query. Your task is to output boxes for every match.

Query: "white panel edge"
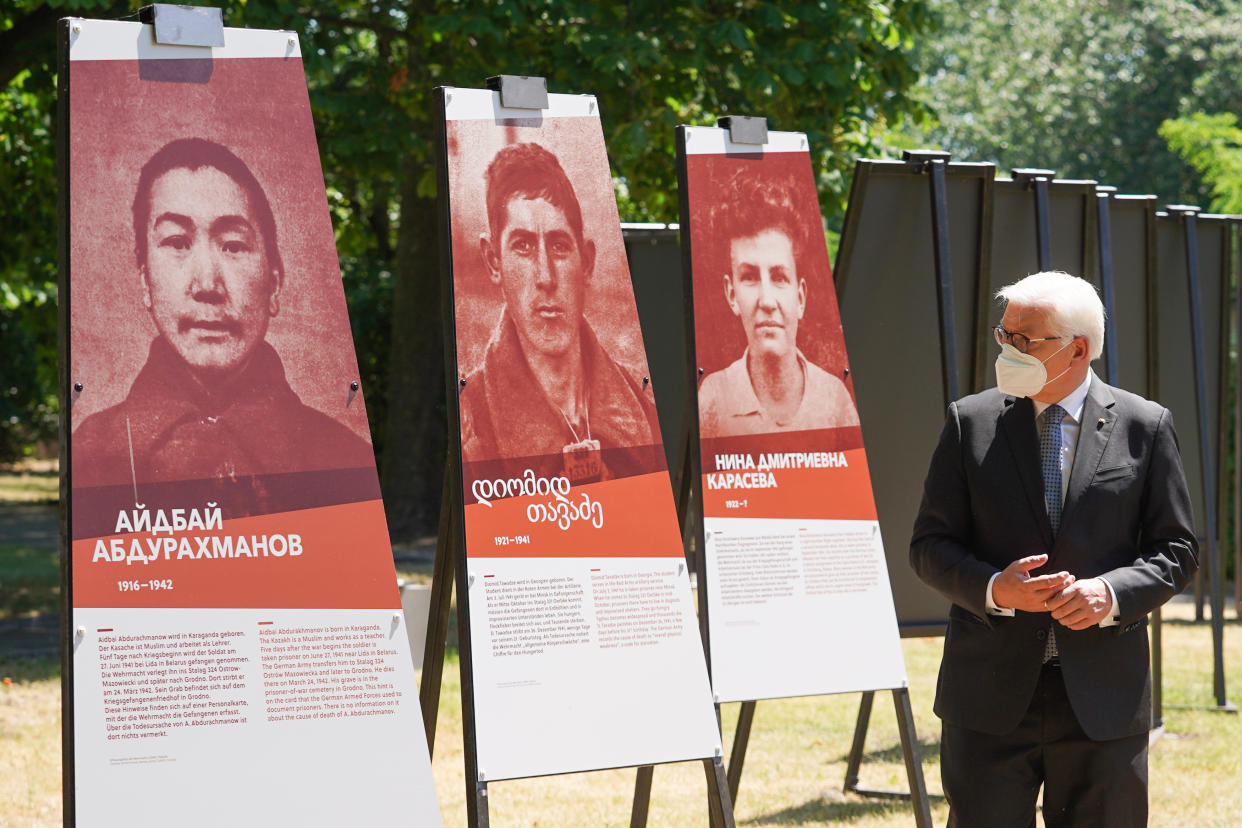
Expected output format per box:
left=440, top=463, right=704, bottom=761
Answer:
left=442, top=86, right=598, bottom=121
left=67, top=18, right=298, bottom=61
left=682, top=125, right=808, bottom=156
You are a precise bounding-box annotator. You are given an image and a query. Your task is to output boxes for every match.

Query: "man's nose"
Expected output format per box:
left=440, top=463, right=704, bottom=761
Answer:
left=534, top=239, right=557, bottom=290
left=756, top=273, right=778, bottom=309
left=187, top=241, right=226, bottom=302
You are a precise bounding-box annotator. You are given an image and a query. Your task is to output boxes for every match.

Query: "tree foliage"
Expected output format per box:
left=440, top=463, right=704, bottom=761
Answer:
left=2, top=1, right=931, bottom=533
left=1, top=0, right=136, bottom=460
left=1161, top=112, right=1242, bottom=214
left=908, top=0, right=1242, bottom=204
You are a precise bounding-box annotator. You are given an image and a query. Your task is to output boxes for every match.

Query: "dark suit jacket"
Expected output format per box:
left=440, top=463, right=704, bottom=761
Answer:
left=909, top=374, right=1198, bottom=741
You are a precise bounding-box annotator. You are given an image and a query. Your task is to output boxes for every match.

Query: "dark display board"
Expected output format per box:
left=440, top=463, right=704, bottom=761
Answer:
left=835, top=160, right=993, bottom=631
left=1104, top=196, right=1158, bottom=396
left=623, top=225, right=689, bottom=496
left=1197, top=216, right=1230, bottom=527
left=1152, top=213, right=1229, bottom=544
left=984, top=178, right=1100, bottom=381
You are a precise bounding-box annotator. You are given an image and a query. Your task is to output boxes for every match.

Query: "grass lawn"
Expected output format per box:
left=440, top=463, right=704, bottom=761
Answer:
left=0, top=463, right=58, bottom=504
left=0, top=543, right=59, bottom=619
left=2, top=598, right=1239, bottom=826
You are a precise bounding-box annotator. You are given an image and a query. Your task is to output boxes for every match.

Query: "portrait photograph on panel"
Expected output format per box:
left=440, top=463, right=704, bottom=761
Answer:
left=446, top=113, right=665, bottom=486
left=63, top=23, right=441, bottom=828
left=440, top=91, right=723, bottom=785
left=679, top=128, right=905, bottom=705
left=686, top=152, right=857, bottom=441
left=69, top=55, right=375, bottom=526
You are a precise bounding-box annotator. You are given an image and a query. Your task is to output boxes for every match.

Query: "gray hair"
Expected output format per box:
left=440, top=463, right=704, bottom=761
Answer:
left=996, top=271, right=1105, bottom=360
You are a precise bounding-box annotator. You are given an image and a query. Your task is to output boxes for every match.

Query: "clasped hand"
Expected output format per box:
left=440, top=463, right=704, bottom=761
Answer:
left=993, top=554, right=1112, bottom=630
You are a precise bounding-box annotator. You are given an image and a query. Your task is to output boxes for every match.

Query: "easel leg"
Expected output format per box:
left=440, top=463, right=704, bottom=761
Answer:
left=678, top=442, right=697, bottom=571
left=843, top=690, right=875, bottom=792
left=704, top=756, right=737, bottom=828
left=418, top=462, right=457, bottom=757
left=450, top=478, right=489, bottom=828
left=891, top=688, right=933, bottom=828
left=630, top=765, right=653, bottom=828
left=841, top=688, right=936, bottom=819
left=726, top=701, right=756, bottom=802
left=1152, top=607, right=1163, bottom=729
left=469, top=779, right=490, bottom=828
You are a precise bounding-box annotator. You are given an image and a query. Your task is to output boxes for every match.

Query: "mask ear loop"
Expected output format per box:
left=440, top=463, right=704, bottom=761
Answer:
left=1039, top=338, right=1075, bottom=386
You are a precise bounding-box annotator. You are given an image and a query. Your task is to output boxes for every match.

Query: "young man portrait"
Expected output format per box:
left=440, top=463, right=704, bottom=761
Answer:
left=457, top=141, right=661, bottom=483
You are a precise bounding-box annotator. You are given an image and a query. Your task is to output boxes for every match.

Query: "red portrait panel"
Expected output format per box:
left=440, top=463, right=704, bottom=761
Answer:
left=68, top=57, right=380, bottom=545
left=682, top=136, right=871, bottom=520
left=445, top=110, right=666, bottom=494
left=685, top=147, right=861, bottom=451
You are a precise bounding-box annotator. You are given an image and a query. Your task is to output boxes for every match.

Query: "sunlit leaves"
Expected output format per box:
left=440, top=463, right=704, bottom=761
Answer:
left=907, top=0, right=1242, bottom=205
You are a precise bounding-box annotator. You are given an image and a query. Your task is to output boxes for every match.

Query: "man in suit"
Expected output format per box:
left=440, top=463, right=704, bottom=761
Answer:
left=910, top=270, right=1197, bottom=826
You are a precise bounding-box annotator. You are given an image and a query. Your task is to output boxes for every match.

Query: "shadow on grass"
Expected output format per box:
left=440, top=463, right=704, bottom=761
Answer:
left=743, top=794, right=920, bottom=825
left=0, top=470, right=59, bottom=505
left=0, top=655, right=60, bottom=683
left=836, top=736, right=941, bottom=766
left=0, top=467, right=58, bottom=477
left=0, top=543, right=60, bottom=618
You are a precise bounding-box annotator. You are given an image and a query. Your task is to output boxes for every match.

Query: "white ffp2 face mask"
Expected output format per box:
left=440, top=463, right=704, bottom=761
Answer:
left=994, top=341, right=1072, bottom=398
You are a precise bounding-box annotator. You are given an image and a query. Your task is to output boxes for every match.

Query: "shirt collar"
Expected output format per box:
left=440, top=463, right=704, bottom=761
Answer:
left=724, top=348, right=810, bottom=418
left=1032, top=369, right=1092, bottom=424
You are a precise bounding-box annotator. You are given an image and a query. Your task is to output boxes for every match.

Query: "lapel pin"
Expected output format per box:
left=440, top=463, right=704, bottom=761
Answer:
left=1097, top=417, right=1107, bottom=428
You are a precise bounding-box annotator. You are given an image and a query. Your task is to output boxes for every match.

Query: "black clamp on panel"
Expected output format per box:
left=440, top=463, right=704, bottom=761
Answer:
left=1011, top=167, right=1056, bottom=187
left=138, top=4, right=225, bottom=47
left=901, top=149, right=951, bottom=171
left=717, top=115, right=768, bottom=145
left=486, top=75, right=549, bottom=110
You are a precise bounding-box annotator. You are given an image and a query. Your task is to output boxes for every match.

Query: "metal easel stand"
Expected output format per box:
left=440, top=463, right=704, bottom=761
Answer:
left=842, top=689, right=937, bottom=825
left=1162, top=206, right=1236, bottom=715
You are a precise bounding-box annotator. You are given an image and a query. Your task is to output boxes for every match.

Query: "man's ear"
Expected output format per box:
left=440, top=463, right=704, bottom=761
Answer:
left=268, top=268, right=283, bottom=317
left=797, top=277, right=807, bottom=320
left=139, top=266, right=153, bottom=311
left=722, top=273, right=740, bottom=316
left=480, top=234, right=502, bottom=286
left=581, top=238, right=596, bottom=282
left=1072, top=334, right=1089, bottom=362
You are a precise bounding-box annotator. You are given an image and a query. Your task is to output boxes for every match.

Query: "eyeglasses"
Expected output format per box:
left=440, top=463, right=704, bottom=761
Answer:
left=993, top=324, right=1068, bottom=355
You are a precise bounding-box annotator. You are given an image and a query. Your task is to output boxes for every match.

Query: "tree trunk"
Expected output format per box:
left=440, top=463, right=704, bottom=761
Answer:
left=381, top=148, right=446, bottom=542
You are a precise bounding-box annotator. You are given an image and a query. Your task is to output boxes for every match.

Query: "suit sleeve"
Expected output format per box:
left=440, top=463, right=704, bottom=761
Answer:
left=1101, top=407, right=1199, bottom=627
left=909, top=402, right=1001, bottom=621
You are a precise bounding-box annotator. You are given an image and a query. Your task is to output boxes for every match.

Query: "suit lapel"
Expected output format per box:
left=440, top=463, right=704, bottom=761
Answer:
left=999, top=395, right=1054, bottom=547
left=1061, top=378, right=1117, bottom=528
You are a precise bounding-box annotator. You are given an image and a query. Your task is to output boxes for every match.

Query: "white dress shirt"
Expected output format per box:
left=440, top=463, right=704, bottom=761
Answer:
left=985, top=370, right=1120, bottom=625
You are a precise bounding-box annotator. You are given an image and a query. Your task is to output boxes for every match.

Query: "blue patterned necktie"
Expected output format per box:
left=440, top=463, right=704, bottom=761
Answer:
left=1040, top=404, right=1066, bottom=662
left=1040, top=404, right=1067, bottom=533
